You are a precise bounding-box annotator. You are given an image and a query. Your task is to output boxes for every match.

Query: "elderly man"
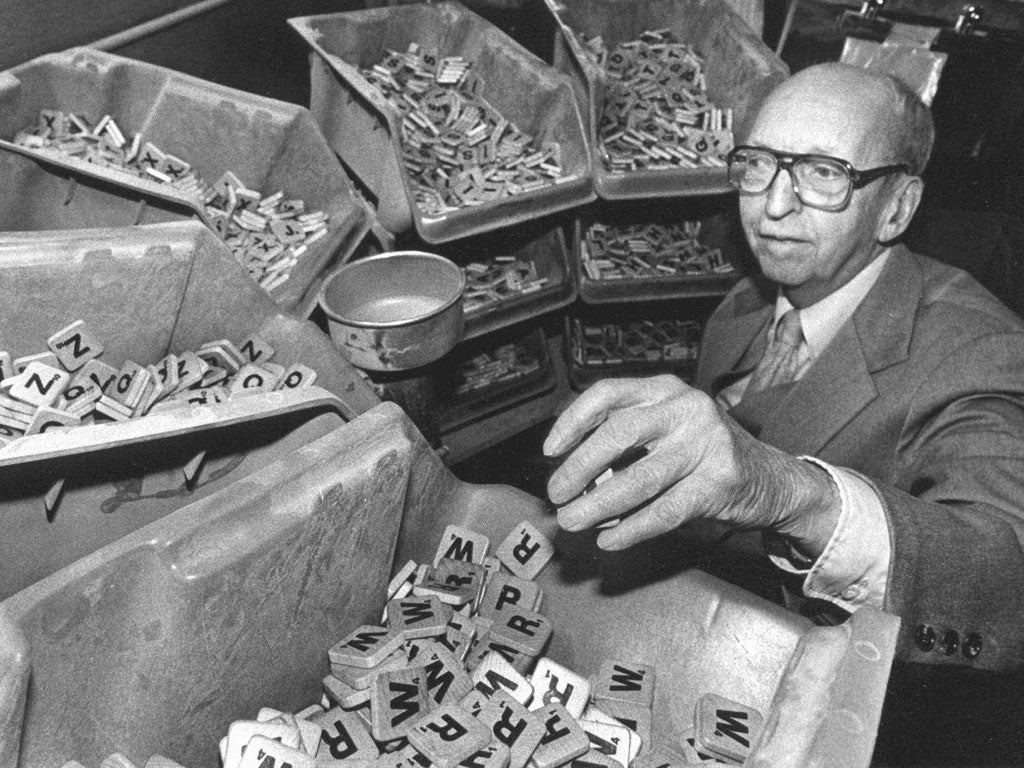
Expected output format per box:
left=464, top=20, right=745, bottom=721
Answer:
left=544, top=63, right=1024, bottom=670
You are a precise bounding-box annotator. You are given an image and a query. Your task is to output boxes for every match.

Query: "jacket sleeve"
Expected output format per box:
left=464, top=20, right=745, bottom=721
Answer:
left=874, top=332, right=1024, bottom=670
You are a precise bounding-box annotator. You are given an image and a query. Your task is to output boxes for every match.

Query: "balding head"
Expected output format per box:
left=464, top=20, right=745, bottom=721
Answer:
left=758, top=63, right=934, bottom=176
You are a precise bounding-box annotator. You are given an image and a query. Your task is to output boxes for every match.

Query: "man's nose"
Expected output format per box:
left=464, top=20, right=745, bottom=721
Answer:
left=764, top=167, right=801, bottom=218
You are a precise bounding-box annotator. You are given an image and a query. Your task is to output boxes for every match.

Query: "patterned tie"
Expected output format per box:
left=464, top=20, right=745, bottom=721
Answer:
left=744, top=309, right=805, bottom=397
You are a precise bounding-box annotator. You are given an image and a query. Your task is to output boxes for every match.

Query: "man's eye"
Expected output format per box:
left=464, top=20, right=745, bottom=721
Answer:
left=805, top=161, right=846, bottom=181
left=745, top=154, right=774, bottom=172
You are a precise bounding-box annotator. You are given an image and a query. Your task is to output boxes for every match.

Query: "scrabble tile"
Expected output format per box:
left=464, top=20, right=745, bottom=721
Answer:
left=240, top=334, right=275, bottom=365
left=489, top=606, right=552, bottom=658
left=460, top=741, right=511, bottom=768
left=0, top=408, right=31, bottom=432
left=230, top=363, right=279, bottom=395
left=434, top=524, right=490, bottom=566
left=197, top=343, right=242, bottom=374
left=460, top=686, right=491, bottom=718
left=529, top=659, right=591, bottom=718
left=332, top=649, right=407, bottom=689
left=436, top=559, right=487, bottom=597
left=592, top=660, right=656, bottom=708
left=109, top=360, right=149, bottom=409
left=143, top=756, right=187, bottom=768
left=436, top=627, right=475, bottom=663
left=0, top=422, right=23, bottom=442
left=296, top=703, right=326, bottom=720
left=379, top=745, right=432, bottom=768
left=323, top=673, right=373, bottom=710
left=529, top=702, right=590, bottom=768
left=312, top=706, right=381, bottom=761
left=58, top=377, right=103, bottom=413
left=7, top=362, right=69, bottom=408
left=476, top=690, right=545, bottom=768
left=330, top=625, right=405, bottom=669
left=95, top=395, right=133, bottom=421
left=47, top=320, right=103, bottom=371
left=276, top=363, right=318, bottom=391
left=409, top=703, right=493, bottom=768
left=223, top=719, right=302, bottom=768
left=24, top=405, right=80, bottom=436
left=495, top=522, right=553, bottom=580
left=388, top=560, right=419, bottom=598
left=14, top=351, right=60, bottom=374
left=71, top=359, right=117, bottom=396
left=593, top=700, right=651, bottom=758
left=100, top=755, right=137, bottom=768
left=466, top=634, right=534, bottom=675
left=155, top=355, right=180, bottom=392
left=472, top=652, right=534, bottom=705
left=237, top=735, right=314, bottom=768
left=627, top=747, right=691, bottom=768
left=477, top=573, right=543, bottom=620
left=482, top=556, right=505, bottom=575
left=568, top=749, right=621, bottom=768
left=693, top=694, right=762, bottom=765
left=387, top=595, right=452, bottom=640
left=422, top=644, right=474, bottom=706
left=257, top=706, right=287, bottom=721
left=580, top=719, right=633, bottom=767
left=175, top=351, right=209, bottom=390
left=371, top=665, right=429, bottom=741
left=295, top=716, right=324, bottom=756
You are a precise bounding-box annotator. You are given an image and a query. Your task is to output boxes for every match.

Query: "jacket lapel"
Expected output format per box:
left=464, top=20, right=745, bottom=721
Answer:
left=695, top=276, right=775, bottom=393
left=759, top=245, right=924, bottom=456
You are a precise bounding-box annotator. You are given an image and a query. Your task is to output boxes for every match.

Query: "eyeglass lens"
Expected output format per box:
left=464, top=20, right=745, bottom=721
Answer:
left=729, top=149, right=851, bottom=208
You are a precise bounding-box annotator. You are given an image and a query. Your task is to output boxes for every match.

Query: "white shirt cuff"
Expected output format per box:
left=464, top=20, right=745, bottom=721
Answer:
left=768, top=457, right=891, bottom=612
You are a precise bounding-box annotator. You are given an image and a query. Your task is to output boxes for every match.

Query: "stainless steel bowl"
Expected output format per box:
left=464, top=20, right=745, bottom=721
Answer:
left=318, top=250, right=465, bottom=371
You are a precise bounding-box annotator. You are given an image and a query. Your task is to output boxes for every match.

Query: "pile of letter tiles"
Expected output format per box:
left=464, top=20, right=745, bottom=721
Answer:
left=581, top=30, right=733, bottom=172
left=580, top=222, right=733, bottom=281
left=452, top=342, right=543, bottom=396
left=361, top=44, right=565, bottom=216
left=73, top=521, right=765, bottom=768
left=570, top=319, right=702, bottom=367
left=462, top=257, right=550, bottom=315
left=0, top=320, right=317, bottom=445
left=13, top=111, right=330, bottom=292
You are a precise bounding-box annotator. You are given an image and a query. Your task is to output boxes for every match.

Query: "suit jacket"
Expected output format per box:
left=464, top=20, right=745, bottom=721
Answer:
left=695, top=245, right=1024, bottom=670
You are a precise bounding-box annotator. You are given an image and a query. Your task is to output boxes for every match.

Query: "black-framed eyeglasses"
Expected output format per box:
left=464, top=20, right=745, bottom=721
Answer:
left=726, top=145, right=910, bottom=212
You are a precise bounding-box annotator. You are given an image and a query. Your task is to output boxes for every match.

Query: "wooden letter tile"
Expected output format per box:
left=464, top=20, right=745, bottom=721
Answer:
left=47, top=320, right=103, bottom=371
left=495, top=522, right=554, bottom=580
left=592, top=659, right=656, bottom=708
left=7, top=362, right=69, bottom=408
left=476, top=690, right=545, bottom=768
left=528, top=659, right=591, bottom=719
left=371, top=665, right=429, bottom=741
left=434, top=524, right=490, bottom=566
left=387, top=594, right=452, bottom=640
left=693, top=694, right=763, bottom=765
left=489, top=606, right=552, bottom=658
left=529, top=702, right=590, bottom=768
left=311, top=706, right=381, bottom=762
left=477, top=572, right=543, bottom=620
left=329, top=625, right=405, bottom=669
left=472, top=651, right=534, bottom=705
left=409, top=703, right=493, bottom=768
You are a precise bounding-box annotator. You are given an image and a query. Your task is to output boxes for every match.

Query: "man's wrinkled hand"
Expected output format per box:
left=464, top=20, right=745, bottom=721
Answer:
left=543, top=375, right=840, bottom=554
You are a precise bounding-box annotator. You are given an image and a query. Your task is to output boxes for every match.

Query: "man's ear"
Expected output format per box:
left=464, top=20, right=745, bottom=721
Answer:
left=878, top=175, right=924, bottom=243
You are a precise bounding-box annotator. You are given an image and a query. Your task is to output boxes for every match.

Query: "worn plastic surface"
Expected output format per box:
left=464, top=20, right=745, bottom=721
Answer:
left=290, top=2, right=595, bottom=243
left=0, top=47, right=373, bottom=316
left=0, top=220, right=379, bottom=599
left=545, top=0, right=789, bottom=199
left=0, top=402, right=898, bottom=768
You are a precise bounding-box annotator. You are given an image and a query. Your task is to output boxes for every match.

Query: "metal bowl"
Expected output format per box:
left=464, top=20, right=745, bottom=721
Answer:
left=318, top=250, right=465, bottom=371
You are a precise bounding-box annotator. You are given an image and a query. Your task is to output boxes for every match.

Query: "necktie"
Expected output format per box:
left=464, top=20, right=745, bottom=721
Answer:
left=744, top=309, right=804, bottom=397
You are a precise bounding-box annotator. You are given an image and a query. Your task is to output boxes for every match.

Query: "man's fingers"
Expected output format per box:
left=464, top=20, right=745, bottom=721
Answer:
left=557, top=449, right=687, bottom=532
left=543, top=378, right=670, bottom=457
left=547, top=404, right=667, bottom=504
left=595, top=482, right=704, bottom=550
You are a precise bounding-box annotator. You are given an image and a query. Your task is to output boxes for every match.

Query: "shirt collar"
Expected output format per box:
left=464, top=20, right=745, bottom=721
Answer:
left=772, top=249, right=892, bottom=359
